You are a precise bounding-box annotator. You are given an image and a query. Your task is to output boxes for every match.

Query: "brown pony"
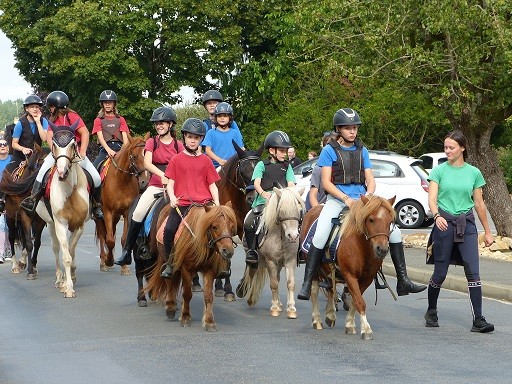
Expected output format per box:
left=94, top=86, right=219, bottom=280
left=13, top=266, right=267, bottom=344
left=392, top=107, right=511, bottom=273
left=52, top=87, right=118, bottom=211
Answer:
left=211, top=141, right=262, bottom=300
left=94, top=133, right=149, bottom=274
left=146, top=204, right=237, bottom=331
left=301, top=195, right=395, bottom=340
left=0, top=144, right=47, bottom=278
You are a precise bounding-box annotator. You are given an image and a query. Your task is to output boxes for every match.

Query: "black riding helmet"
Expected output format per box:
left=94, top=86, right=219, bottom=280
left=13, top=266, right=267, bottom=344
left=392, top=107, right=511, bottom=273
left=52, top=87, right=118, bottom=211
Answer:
left=47, top=91, right=69, bottom=109
left=23, top=95, right=43, bottom=106
left=213, top=102, right=234, bottom=116
left=181, top=118, right=206, bottom=137
left=150, top=106, right=177, bottom=124
left=99, top=90, right=117, bottom=102
left=201, top=90, right=223, bottom=105
left=264, top=130, right=292, bottom=149
left=333, top=108, right=362, bottom=128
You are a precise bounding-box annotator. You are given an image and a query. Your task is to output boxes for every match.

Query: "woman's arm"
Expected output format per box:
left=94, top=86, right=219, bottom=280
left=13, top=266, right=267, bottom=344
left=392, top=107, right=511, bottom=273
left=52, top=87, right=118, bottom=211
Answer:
left=473, top=187, right=493, bottom=246
left=77, top=126, right=89, bottom=158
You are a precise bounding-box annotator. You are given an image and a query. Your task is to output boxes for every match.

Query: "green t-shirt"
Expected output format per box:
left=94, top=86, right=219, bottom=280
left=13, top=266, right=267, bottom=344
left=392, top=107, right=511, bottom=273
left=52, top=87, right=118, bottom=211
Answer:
left=251, top=160, right=296, bottom=208
left=428, top=162, right=485, bottom=215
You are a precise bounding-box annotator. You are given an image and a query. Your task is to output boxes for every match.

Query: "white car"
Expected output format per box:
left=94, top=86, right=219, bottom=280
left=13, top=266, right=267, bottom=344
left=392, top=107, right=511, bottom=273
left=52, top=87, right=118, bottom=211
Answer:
left=418, top=152, right=447, bottom=173
left=294, top=150, right=433, bottom=229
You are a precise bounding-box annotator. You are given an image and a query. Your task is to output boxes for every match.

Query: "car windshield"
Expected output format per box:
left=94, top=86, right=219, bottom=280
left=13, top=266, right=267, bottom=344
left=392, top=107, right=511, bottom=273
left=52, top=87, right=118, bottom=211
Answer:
left=293, top=157, right=318, bottom=175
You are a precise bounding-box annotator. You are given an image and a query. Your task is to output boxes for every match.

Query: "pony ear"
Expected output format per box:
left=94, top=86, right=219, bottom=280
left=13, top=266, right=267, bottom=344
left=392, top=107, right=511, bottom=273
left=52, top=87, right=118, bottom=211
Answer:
left=256, top=142, right=264, bottom=156
left=388, top=195, right=396, bottom=205
left=273, top=187, right=282, bottom=197
left=144, top=131, right=151, bottom=140
left=297, top=187, right=305, bottom=196
left=48, top=121, right=58, bottom=131
left=233, top=140, right=245, bottom=158
left=70, top=120, right=80, bottom=132
left=361, top=194, right=369, bottom=205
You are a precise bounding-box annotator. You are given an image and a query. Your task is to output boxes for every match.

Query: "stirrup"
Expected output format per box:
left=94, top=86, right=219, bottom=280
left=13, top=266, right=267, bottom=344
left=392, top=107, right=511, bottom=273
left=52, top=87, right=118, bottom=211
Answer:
left=20, top=198, right=36, bottom=213
left=161, top=263, right=174, bottom=279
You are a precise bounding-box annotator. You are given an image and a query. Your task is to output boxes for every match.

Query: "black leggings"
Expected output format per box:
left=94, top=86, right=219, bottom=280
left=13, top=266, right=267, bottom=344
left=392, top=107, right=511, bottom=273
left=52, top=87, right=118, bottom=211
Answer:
left=163, top=205, right=190, bottom=259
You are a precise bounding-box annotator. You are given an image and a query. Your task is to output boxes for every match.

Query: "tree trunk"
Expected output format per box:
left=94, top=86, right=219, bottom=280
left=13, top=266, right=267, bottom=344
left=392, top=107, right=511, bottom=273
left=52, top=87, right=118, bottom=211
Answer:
left=466, top=129, right=512, bottom=236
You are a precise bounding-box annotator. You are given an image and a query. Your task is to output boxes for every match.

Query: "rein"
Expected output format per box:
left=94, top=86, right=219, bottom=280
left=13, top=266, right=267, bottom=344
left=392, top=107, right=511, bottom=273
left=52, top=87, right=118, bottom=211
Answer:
left=110, top=143, right=146, bottom=177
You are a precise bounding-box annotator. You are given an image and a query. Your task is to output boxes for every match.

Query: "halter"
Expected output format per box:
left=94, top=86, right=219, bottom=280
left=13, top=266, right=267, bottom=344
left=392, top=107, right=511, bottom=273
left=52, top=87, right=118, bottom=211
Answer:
left=363, top=222, right=395, bottom=241
left=110, top=142, right=146, bottom=178
left=275, top=199, right=304, bottom=226
left=221, top=155, right=260, bottom=194
left=207, top=230, right=236, bottom=251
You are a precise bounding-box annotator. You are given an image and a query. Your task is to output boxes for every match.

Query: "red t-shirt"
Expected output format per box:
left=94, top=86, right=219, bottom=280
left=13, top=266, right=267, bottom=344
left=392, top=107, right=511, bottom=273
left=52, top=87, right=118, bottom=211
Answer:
left=50, top=112, right=86, bottom=144
left=164, top=152, right=220, bottom=206
left=145, top=137, right=184, bottom=188
left=92, top=115, right=129, bottom=135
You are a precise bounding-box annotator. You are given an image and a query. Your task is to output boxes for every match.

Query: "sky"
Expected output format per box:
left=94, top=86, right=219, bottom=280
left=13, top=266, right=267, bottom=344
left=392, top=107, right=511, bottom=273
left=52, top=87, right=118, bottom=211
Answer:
left=0, top=31, right=33, bottom=102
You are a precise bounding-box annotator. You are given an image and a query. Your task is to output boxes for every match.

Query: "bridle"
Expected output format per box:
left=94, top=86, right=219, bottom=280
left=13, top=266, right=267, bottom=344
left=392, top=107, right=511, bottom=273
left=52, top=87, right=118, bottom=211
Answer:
left=275, top=197, right=305, bottom=226
left=110, top=142, right=146, bottom=178
left=221, top=155, right=259, bottom=194
left=363, top=221, right=395, bottom=241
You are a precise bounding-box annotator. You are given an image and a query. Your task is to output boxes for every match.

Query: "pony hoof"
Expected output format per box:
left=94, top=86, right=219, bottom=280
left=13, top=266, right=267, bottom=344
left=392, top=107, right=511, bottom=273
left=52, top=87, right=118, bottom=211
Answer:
left=270, top=309, right=280, bottom=317
left=313, top=322, right=323, bottom=330
left=138, top=300, right=147, bottom=308
left=204, top=324, right=217, bottom=332
left=166, top=309, right=176, bottom=320
left=26, top=273, right=38, bottom=280
left=64, top=291, right=76, bottom=298
left=99, top=265, right=109, bottom=272
left=192, top=285, right=203, bottom=292
left=287, top=310, right=297, bottom=319
left=361, top=332, right=373, bottom=340
left=224, top=293, right=236, bottom=302
left=19, top=263, right=27, bottom=270
left=120, top=266, right=131, bottom=276
left=215, top=289, right=225, bottom=297
left=180, top=320, right=191, bottom=327
left=345, top=327, right=356, bottom=335
left=11, top=268, right=20, bottom=274
left=325, top=318, right=335, bottom=328
left=236, top=284, right=246, bottom=298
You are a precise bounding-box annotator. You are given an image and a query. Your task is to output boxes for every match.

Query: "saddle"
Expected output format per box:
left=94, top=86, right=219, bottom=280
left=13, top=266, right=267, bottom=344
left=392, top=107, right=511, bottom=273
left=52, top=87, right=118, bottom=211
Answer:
left=97, top=157, right=112, bottom=183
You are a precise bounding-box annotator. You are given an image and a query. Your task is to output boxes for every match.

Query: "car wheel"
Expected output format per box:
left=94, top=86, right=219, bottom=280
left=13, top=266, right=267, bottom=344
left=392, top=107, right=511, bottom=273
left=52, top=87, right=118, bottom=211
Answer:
left=395, top=200, right=425, bottom=229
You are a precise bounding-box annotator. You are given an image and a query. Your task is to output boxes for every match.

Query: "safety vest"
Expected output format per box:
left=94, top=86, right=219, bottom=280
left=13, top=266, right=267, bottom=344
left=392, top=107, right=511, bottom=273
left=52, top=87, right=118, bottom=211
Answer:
left=12, top=115, right=42, bottom=160
left=260, top=159, right=288, bottom=191
left=100, top=116, right=122, bottom=142
left=329, top=140, right=365, bottom=185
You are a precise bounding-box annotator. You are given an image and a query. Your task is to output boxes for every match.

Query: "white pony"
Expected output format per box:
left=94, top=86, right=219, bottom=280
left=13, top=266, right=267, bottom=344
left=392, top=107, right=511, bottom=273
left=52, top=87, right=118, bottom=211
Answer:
left=237, top=187, right=305, bottom=318
left=36, top=122, right=90, bottom=298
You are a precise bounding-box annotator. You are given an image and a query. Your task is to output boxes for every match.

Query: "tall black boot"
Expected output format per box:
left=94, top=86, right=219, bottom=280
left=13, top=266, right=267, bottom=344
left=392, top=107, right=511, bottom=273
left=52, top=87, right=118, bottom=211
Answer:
left=244, top=226, right=259, bottom=267
left=390, top=242, right=427, bottom=296
left=161, top=253, right=175, bottom=279
left=0, top=192, right=6, bottom=213
left=91, top=186, right=104, bottom=220
left=297, top=245, right=324, bottom=300
left=114, top=220, right=143, bottom=266
left=20, top=181, right=43, bottom=213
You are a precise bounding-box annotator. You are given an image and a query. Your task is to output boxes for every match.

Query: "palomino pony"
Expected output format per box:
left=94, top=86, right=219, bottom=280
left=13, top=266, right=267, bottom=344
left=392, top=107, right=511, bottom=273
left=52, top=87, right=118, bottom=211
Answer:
left=0, top=144, right=47, bottom=277
left=146, top=204, right=237, bottom=331
left=237, top=187, right=305, bottom=319
left=302, top=195, right=395, bottom=339
left=35, top=122, right=90, bottom=298
left=94, top=132, right=149, bottom=274
left=212, top=141, right=262, bottom=300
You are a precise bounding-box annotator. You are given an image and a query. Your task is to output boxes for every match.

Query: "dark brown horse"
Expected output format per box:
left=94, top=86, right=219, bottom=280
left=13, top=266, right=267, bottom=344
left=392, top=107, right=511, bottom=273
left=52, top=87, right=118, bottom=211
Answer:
left=300, top=195, right=395, bottom=340
left=0, top=144, right=47, bottom=278
left=94, top=133, right=149, bottom=274
left=146, top=204, right=237, bottom=331
left=213, top=141, right=262, bottom=300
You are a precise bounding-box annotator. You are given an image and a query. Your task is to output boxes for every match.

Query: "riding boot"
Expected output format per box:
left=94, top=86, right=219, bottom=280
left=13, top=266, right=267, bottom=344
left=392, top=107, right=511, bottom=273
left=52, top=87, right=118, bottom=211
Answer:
left=297, top=245, right=324, bottom=300
left=0, top=192, right=5, bottom=213
left=390, top=242, right=427, bottom=296
left=113, top=220, right=143, bottom=266
left=20, top=181, right=43, bottom=213
left=374, top=275, right=387, bottom=289
left=244, top=226, right=259, bottom=267
left=161, top=253, right=174, bottom=279
left=91, top=186, right=104, bottom=220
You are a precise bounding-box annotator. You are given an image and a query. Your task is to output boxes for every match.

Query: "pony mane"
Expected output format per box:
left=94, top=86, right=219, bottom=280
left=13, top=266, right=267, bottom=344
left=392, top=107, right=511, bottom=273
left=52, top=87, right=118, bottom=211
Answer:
left=340, top=196, right=395, bottom=238
left=173, top=205, right=237, bottom=270
left=263, top=188, right=305, bottom=226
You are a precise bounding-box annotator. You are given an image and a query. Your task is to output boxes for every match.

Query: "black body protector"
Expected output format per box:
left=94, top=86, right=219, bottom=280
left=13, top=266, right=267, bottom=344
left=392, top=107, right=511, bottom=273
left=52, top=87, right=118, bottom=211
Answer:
left=329, top=140, right=366, bottom=186
left=259, top=159, right=288, bottom=191
left=100, top=116, right=122, bottom=142
left=13, top=116, right=43, bottom=161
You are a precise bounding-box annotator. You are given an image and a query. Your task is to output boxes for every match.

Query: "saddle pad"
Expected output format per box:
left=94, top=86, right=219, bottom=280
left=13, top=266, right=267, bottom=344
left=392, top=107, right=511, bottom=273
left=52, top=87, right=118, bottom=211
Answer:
left=99, top=157, right=112, bottom=182
left=44, top=167, right=58, bottom=199
left=301, top=219, right=341, bottom=262
left=155, top=215, right=189, bottom=245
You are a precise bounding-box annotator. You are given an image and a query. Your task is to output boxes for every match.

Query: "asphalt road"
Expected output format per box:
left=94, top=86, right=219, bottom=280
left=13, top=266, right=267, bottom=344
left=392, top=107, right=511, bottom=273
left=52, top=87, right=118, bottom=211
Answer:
left=1, top=220, right=511, bottom=384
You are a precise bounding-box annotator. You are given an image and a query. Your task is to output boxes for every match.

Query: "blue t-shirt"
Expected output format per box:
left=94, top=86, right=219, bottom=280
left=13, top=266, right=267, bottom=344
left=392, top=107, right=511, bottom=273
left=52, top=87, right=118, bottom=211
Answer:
left=317, top=143, right=371, bottom=199
left=0, top=155, right=12, bottom=180
left=13, top=117, right=49, bottom=138
left=202, top=127, right=245, bottom=167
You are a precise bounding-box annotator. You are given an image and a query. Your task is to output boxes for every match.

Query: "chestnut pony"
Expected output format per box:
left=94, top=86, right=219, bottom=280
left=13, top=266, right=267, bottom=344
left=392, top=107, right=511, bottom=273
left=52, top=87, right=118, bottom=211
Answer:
left=301, top=195, right=395, bottom=340
left=146, top=204, right=237, bottom=331
left=0, top=144, right=47, bottom=277
left=94, top=132, right=149, bottom=274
